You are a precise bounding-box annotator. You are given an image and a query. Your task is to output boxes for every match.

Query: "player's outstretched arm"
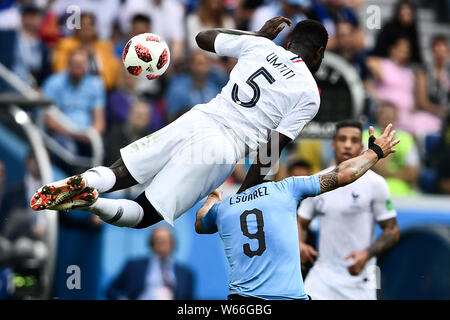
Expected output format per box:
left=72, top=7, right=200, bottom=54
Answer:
left=195, top=189, right=222, bottom=234
left=196, top=16, right=292, bottom=53
left=318, top=124, right=400, bottom=194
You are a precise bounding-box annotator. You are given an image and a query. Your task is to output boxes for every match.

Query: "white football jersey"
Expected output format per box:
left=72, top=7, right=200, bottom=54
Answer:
left=298, top=168, right=397, bottom=283
left=193, top=33, right=320, bottom=153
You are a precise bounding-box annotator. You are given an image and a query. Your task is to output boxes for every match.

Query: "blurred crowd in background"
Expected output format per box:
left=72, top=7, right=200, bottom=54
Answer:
left=0, top=0, right=449, bottom=299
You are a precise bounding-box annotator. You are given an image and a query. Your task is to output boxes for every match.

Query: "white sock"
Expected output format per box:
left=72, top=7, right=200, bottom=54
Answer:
left=82, top=166, right=116, bottom=193
left=81, top=198, right=144, bottom=228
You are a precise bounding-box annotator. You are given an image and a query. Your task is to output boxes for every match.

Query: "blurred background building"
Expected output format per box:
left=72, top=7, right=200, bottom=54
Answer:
left=0, top=0, right=449, bottom=300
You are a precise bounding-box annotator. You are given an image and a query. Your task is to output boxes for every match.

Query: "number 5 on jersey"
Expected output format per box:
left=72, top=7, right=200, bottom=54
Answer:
left=232, top=67, right=275, bottom=108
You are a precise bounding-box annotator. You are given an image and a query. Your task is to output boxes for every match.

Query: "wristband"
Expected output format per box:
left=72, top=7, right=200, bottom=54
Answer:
left=368, top=135, right=384, bottom=159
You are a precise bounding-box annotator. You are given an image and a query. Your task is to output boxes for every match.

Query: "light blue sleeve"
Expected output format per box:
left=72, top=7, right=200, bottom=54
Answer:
left=201, top=203, right=219, bottom=233
left=42, top=75, right=60, bottom=102
left=283, top=175, right=321, bottom=200
left=91, top=77, right=106, bottom=109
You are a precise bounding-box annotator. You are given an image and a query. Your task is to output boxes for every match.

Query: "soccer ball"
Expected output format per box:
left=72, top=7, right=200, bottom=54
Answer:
left=122, top=33, right=170, bottom=80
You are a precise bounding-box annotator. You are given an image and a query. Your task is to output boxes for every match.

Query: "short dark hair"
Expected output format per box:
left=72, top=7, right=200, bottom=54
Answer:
left=289, top=19, right=328, bottom=54
left=21, top=4, right=43, bottom=16
left=334, top=120, right=363, bottom=138
left=288, top=159, right=311, bottom=173
left=431, top=34, right=448, bottom=48
left=80, top=12, right=96, bottom=24
left=132, top=14, right=151, bottom=25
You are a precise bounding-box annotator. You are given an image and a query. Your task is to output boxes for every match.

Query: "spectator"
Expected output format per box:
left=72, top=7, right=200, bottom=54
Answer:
left=52, top=12, right=120, bottom=90
left=250, top=0, right=311, bottom=46
left=422, top=35, right=449, bottom=112
left=106, top=226, right=194, bottom=300
left=186, top=0, right=235, bottom=53
left=363, top=102, right=420, bottom=195
left=114, top=14, right=151, bottom=58
left=106, top=69, right=165, bottom=132
left=367, top=37, right=443, bottom=136
left=42, top=48, right=106, bottom=160
left=415, top=35, right=449, bottom=132
left=50, top=0, right=120, bottom=40
left=1, top=152, right=47, bottom=240
left=11, top=3, right=51, bottom=88
left=288, top=159, right=312, bottom=177
left=311, top=0, right=364, bottom=51
left=332, top=21, right=369, bottom=83
left=118, top=14, right=165, bottom=100
left=166, top=51, right=227, bottom=122
left=106, top=69, right=140, bottom=127
left=234, top=0, right=265, bottom=31
left=371, top=0, right=423, bottom=67
left=120, top=0, right=185, bottom=65
left=436, top=146, right=450, bottom=194
left=0, top=159, right=5, bottom=221
left=105, top=101, right=152, bottom=166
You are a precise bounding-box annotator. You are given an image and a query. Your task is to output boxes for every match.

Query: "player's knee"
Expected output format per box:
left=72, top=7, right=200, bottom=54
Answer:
left=133, top=192, right=163, bottom=229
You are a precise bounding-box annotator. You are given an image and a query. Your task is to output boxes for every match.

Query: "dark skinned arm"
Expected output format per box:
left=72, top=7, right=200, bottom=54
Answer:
left=345, top=217, right=400, bottom=276
left=195, top=16, right=292, bottom=53
left=237, top=131, right=291, bottom=193
left=298, top=216, right=318, bottom=265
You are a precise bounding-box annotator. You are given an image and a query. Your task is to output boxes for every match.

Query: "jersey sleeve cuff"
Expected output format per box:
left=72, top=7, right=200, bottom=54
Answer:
left=201, top=214, right=218, bottom=233
left=375, top=210, right=397, bottom=222
left=274, top=128, right=296, bottom=141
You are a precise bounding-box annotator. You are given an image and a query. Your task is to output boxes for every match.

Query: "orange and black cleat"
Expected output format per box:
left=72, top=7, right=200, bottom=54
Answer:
left=30, top=175, right=87, bottom=211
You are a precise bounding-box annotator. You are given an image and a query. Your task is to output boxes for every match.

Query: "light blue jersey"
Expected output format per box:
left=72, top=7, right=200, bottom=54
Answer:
left=201, top=175, right=321, bottom=300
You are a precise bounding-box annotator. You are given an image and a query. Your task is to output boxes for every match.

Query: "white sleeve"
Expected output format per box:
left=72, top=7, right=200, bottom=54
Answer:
left=275, top=91, right=320, bottom=140
left=372, top=177, right=397, bottom=222
left=214, top=33, right=269, bottom=59
left=297, top=197, right=316, bottom=221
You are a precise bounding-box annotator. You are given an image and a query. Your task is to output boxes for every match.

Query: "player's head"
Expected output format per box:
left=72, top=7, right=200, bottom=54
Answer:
left=287, top=19, right=328, bottom=74
left=287, top=159, right=311, bottom=177
left=332, top=120, right=363, bottom=164
left=149, top=226, right=175, bottom=259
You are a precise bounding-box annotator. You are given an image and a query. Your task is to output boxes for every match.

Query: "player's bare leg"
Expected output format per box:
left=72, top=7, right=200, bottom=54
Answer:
left=31, top=158, right=163, bottom=228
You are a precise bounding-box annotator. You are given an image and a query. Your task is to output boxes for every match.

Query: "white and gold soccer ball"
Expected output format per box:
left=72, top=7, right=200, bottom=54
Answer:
left=122, top=33, right=171, bottom=80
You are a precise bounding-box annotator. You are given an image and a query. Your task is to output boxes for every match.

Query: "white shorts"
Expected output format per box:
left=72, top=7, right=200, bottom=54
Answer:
left=120, top=109, right=240, bottom=225
left=304, top=263, right=377, bottom=300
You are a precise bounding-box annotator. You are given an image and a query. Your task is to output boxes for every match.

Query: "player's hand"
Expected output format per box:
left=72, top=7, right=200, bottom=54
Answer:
left=369, top=124, right=400, bottom=159
left=208, top=189, right=223, bottom=202
left=257, top=16, right=292, bottom=40
left=345, top=250, right=370, bottom=276
left=300, top=242, right=318, bottom=265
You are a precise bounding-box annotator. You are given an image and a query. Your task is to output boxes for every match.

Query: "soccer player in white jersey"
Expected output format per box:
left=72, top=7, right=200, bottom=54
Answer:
left=30, top=17, right=329, bottom=229
left=298, top=120, right=401, bottom=300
